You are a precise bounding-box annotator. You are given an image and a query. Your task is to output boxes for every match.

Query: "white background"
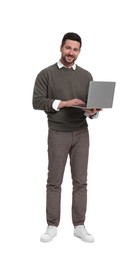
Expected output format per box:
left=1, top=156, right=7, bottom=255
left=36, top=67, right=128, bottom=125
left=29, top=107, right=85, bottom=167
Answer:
left=0, top=0, right=136, bottom=259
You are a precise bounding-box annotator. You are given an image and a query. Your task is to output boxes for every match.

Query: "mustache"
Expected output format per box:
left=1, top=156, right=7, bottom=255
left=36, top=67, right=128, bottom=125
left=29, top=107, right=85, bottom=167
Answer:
left=67, top=54, right=74, bottom=58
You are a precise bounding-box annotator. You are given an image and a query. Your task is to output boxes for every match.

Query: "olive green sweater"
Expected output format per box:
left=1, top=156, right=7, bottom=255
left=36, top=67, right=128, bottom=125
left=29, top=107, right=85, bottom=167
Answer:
left=33, top=63, right=93, bottom=131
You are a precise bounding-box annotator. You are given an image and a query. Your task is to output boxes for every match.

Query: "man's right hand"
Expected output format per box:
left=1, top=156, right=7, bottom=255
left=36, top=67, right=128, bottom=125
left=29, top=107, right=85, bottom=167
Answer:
left=58, top=99, right=85, bottom=109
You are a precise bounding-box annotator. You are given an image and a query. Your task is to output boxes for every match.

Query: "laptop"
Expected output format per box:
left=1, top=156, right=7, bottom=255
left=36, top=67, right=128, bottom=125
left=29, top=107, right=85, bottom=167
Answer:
left=73, top=81, right=116, bottom=109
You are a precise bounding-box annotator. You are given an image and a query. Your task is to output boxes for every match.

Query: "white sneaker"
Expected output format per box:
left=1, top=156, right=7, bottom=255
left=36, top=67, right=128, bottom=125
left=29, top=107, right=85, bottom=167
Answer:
left=74, top=225, right=94, bottom=243
left=40, top=226, right=57, bottom=242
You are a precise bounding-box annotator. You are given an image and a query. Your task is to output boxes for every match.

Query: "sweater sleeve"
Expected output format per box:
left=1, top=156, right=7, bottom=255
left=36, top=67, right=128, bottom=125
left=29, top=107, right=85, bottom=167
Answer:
left=32, top=71, right=55, bottom=113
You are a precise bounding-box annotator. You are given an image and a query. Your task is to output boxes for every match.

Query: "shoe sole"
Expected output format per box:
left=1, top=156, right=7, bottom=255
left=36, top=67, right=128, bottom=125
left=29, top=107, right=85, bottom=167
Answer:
left=40, top=233, right=57, bottom=243
left=74, top=233, right=94, bottom=243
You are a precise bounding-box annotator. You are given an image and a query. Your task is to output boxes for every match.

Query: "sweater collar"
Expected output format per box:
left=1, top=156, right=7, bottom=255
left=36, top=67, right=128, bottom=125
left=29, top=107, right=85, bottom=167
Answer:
left=57, top=60, right=76, bottom=70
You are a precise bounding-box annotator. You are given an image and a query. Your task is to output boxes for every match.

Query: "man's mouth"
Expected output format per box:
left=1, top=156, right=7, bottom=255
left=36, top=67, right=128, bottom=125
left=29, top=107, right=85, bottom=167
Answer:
left=66, top=56, right=74, bottom=60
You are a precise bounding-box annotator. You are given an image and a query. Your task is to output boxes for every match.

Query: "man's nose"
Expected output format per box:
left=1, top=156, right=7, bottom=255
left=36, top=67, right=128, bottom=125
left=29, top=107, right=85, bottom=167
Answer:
left=69, top=50, right=74, bottom=55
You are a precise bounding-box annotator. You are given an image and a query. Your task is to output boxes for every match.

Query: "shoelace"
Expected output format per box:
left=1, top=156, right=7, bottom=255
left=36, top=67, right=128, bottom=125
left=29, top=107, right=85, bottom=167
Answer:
left=77, top=226, right=90, bottom=236
left=46, top=226, right=56, bottom=235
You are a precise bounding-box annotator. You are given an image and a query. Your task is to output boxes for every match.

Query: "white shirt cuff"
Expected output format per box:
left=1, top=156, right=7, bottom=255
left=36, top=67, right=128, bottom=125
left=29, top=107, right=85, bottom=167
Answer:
left=52, top=100, right=61, bottom=111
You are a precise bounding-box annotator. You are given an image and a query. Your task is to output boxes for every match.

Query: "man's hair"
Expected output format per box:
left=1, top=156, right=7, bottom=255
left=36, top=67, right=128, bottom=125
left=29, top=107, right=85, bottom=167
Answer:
left=61, top=32, right=82, bottom=48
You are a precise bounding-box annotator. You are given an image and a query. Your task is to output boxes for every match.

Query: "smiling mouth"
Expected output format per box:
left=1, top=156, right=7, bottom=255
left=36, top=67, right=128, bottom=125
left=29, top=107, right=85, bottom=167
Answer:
left=67, top=56, right=74, bottom=59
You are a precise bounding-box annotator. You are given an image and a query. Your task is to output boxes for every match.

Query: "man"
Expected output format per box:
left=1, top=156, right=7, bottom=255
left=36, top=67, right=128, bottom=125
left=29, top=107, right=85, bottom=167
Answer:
left=33, top=32, right=101, bottom=243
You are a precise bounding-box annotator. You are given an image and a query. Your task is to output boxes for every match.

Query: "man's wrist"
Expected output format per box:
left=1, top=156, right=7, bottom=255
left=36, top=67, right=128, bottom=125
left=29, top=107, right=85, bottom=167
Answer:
left=58, top=101, right=67, bottom=109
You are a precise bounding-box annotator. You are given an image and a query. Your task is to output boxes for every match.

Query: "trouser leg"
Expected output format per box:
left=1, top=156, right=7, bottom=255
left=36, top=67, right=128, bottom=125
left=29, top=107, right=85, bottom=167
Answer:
left=46, top=130, right=71, bottom=227
left=70, top=129, right=89, bottom=226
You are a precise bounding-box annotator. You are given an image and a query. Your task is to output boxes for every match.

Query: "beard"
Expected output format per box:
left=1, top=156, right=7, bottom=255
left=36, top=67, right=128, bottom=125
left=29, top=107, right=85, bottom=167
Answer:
left=61, top=54, right=76, bottom=65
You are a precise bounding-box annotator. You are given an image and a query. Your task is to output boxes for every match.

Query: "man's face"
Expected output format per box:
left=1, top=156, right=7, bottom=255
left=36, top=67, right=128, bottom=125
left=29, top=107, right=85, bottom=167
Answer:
left=60, top=39, right=81, bottom=67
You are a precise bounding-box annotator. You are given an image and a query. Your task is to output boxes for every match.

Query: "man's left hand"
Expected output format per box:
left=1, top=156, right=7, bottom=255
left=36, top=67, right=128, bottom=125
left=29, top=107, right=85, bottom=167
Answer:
left=84, top=108, right=102, bottom=116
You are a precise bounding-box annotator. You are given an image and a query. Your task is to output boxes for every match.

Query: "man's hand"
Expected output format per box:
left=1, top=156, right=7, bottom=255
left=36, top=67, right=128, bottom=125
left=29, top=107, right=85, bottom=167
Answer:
left=58, top=99, right=85, bottom=109
left=84, top=108, right=102, bottom=116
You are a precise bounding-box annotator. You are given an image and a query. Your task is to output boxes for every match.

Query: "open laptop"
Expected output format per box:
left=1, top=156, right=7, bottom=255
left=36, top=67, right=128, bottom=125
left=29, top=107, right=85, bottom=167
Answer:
left=73, top=81, right=116, bottom=109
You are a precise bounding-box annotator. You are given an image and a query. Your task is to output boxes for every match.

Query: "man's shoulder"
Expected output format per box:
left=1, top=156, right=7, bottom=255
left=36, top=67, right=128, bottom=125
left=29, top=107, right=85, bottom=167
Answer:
left=76, top=65, right=93, bottom=80
left=38, top=63, right=58, bottom=75
left=76, top=64, right=90, bottom=73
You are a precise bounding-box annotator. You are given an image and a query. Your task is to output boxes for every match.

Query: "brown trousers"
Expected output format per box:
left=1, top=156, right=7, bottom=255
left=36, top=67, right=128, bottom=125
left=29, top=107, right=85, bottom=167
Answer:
left=46, top=128, right=89, bottom=227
